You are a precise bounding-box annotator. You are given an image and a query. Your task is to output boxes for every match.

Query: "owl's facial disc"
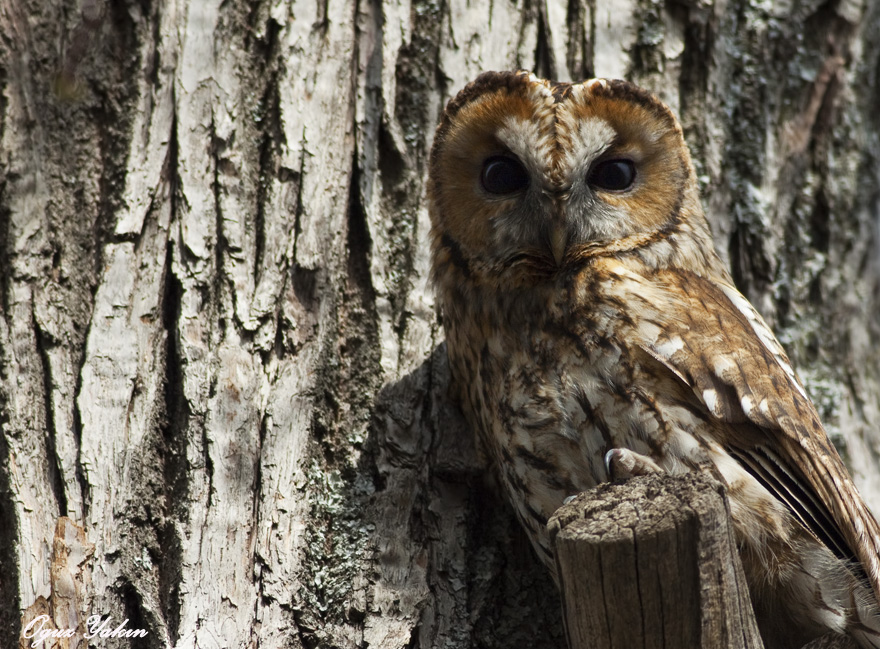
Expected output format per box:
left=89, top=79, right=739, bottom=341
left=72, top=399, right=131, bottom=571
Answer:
left=552, top=85, right=691, bottom=254
left=428, top=71, right=694, bottom=279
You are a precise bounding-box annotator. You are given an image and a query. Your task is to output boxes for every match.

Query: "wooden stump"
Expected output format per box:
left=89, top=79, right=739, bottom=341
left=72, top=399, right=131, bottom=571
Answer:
left=547, top=473, right=764, bottom=649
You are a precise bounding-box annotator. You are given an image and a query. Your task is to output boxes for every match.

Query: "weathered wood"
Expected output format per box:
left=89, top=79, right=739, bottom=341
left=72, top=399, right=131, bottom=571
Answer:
left=548, top=473, right=764, bottom=649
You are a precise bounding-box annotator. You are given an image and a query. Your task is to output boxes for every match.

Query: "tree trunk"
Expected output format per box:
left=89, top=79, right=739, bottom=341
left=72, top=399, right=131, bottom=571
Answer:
left=1, top=0, right=878, bottom=648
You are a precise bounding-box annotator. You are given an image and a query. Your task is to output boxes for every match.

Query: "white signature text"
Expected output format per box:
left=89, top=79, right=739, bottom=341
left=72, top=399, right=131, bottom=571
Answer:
left=23, top=614, right=148, bottom=647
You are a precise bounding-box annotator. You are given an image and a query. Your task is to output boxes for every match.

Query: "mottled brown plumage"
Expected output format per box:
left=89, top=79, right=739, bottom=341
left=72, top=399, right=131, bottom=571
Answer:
left=428, top=70, right=880, bottom=648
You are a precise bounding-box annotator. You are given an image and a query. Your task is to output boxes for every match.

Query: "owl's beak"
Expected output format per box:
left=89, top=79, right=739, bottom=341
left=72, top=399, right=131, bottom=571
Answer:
left=549, top=224, right=567, bottom=266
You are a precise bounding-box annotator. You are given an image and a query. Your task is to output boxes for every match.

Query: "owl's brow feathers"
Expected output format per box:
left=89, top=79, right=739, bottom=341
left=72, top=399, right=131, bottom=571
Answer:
left=434, top=70, right=676, bottom=128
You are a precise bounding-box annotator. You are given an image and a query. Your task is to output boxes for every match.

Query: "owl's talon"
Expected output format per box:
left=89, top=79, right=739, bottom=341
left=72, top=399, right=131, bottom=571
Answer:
left=563, top=494, right=577, bottom=505
left=605, top=448, right=663, bottom=481
left=603, top=449, right=617, bottom=476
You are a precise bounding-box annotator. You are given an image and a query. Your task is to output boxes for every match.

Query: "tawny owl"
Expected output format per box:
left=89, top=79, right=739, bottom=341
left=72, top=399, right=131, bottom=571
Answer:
left=428, top=70, right=880, bottom=649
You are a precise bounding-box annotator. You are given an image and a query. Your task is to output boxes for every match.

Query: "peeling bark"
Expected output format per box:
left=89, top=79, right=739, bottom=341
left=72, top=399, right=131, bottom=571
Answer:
left=1, top=0, right=879, bottom=647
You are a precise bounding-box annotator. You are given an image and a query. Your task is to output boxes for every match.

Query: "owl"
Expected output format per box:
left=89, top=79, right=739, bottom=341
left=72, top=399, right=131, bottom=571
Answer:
left=427, top=70, right=880, bottom=649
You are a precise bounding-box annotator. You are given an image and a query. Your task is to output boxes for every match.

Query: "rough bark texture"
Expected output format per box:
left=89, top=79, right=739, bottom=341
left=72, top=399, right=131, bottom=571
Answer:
left=0, top=0, right=878, bottom=648
left=549, top=474, right=764, bottom=649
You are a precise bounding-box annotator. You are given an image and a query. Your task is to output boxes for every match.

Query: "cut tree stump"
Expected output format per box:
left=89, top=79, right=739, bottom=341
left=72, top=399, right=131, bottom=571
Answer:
left=547, top=473, right=764, bottom=649
left=547, top=473, right=861, bottom=649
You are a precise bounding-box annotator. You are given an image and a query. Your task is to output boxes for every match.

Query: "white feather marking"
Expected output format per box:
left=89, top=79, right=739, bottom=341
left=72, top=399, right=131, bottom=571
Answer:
left=855, top=517, right=866, bottom=537
left=758, top=399, right=771, bottom=417
left=563, top=117, right=615, bottom=174
left=740, top=394, right=754, bottom=417
left=808, top=598, right=846, bottom=631
left=524, top=71, right=551, bottom=95
left=711, top=355, right=736, bottom=376
left=667, top=428, right=704, bottom=463
left=604, top=261, right=633, bottom=279
left=718, top=284, right=809, bottom=399
left=702, top=389, right=719, bottom=415
left=638, top=320, right=662, bottom=344
left=654, top=336, right=684, bottom=357
left=638, top=344, right=689, bottom=384
left=584, top=78, right=608, bottom=90
left=497, top=116, right=552, bottom=181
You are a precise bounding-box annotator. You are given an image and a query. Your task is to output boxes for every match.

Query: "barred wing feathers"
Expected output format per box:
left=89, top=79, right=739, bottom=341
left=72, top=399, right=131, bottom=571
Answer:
left=615, top=264, right=880, bottom=597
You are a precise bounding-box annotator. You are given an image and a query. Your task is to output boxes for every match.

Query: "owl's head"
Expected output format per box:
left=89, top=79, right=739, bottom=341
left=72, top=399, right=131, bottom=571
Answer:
left=428, top=71, right=705, bottom=285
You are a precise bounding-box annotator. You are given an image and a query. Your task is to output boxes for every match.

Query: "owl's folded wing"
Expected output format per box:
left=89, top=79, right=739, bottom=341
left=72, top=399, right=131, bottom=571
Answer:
left=632, top=268, right=880, bottom=594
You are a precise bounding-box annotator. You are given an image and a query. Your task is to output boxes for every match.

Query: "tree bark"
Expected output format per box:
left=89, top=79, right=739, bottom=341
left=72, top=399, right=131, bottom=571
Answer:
left=1, top=0, right=879, bottom=648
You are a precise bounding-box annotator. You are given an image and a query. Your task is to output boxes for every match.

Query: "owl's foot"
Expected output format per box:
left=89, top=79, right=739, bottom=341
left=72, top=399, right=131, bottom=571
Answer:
left=604, top=448, right=663, bottom=481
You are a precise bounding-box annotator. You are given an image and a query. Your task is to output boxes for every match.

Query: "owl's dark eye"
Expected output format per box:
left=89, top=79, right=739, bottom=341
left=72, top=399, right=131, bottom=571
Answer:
left=588, top=159, right=636, bottom=191
left=481, top=156, right=530, bottom=194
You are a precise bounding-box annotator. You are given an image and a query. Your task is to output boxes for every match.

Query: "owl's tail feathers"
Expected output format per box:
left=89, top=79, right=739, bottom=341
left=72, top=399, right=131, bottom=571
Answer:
left=846, top=610, right=880, bottom=649
left=847, top=584, right=880, bottom=649
left=742, top=533, right=880, bottom=649
left=792, top=541, right=880, bottom=649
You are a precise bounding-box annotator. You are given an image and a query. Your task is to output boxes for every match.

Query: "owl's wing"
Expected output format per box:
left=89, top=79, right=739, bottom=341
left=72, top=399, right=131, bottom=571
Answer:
left=630, top=268, right=880, bottom=592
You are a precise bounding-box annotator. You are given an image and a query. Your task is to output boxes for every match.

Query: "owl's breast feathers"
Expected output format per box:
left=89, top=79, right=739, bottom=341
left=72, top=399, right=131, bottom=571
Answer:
left=446, top=249, right=880, bottom=599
